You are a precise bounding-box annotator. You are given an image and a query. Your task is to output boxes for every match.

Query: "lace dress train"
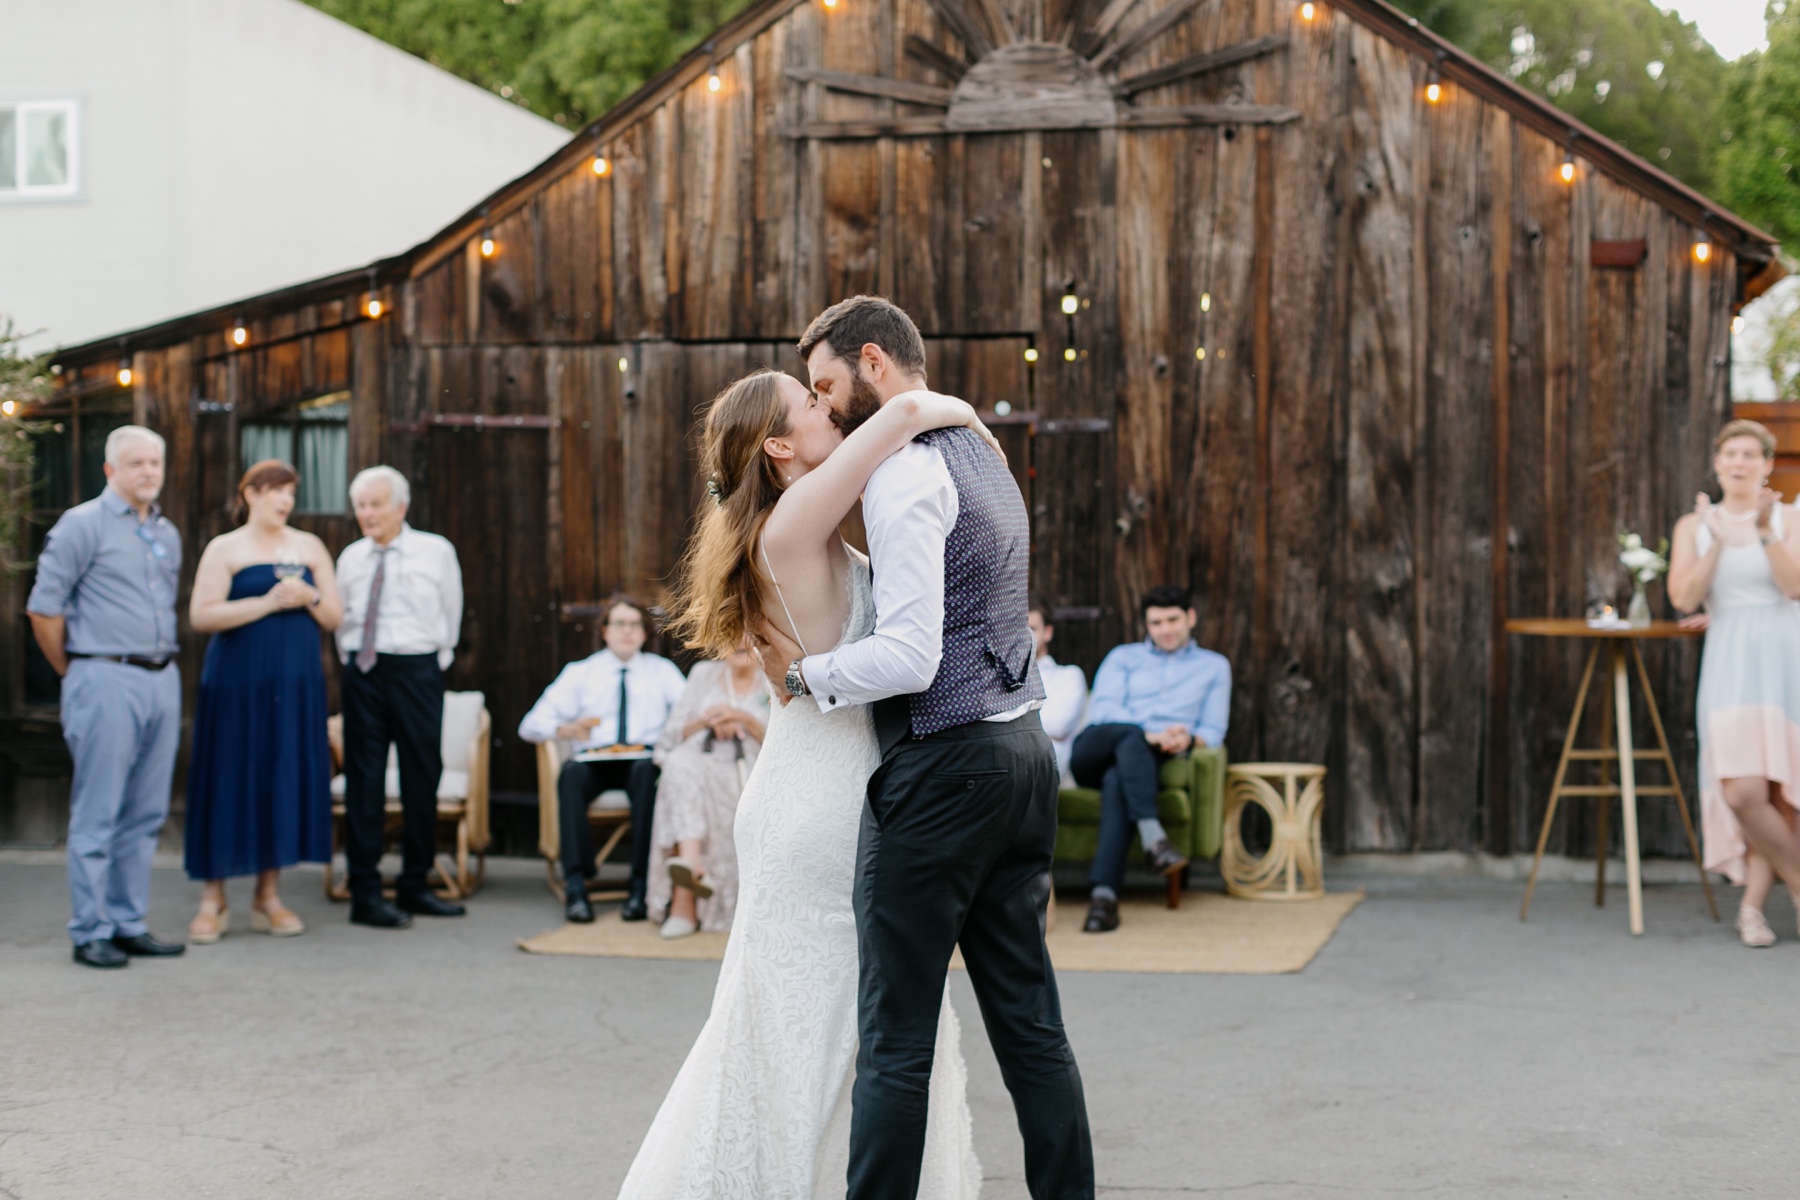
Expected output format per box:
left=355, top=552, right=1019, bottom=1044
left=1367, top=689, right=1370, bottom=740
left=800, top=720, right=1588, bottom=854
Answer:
left=617, top=558, right=980, bottom=1200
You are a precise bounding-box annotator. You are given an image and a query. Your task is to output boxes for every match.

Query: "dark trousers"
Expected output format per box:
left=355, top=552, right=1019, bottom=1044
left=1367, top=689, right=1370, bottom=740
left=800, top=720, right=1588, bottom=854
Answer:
left=1071, top=723, right=1170, bottom=892
left=556, top=758, right=659, bottom=895
left=848, top=712, right=1094, bottom=1200
left=341, top=653, right=444, bottom=901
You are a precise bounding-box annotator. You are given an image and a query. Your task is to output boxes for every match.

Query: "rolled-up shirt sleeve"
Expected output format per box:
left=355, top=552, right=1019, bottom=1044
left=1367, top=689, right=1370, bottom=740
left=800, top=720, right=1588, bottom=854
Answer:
left=518, top=665, right=579, bottom=743
left=801, top=444, right=953, bottom=712
left=25, top=512, right=98, bottom=617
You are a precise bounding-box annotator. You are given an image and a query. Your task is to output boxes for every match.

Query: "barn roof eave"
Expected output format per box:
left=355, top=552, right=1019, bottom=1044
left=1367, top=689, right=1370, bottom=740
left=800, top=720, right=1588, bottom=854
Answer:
left=52, top=0, right=1777, bottom=370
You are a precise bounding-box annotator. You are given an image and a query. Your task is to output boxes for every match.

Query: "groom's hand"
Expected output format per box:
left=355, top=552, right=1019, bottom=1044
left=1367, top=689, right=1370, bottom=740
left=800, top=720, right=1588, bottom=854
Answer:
left=754, top=618, right=803, bottom=704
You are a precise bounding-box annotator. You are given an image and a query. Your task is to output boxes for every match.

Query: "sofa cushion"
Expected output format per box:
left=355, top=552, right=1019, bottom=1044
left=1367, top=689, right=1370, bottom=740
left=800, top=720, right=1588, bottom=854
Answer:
left=1056, top=786, right=1192, bottom=829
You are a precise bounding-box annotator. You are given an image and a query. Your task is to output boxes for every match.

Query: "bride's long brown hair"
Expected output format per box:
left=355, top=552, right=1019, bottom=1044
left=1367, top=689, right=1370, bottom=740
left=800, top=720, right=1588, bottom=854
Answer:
left=665, top=370, right=792, bottom=656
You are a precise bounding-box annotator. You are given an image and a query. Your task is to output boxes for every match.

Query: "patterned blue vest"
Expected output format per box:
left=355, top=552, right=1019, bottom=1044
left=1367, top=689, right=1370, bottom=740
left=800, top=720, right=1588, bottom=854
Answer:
left=902, top=426, right=1046, bottom=737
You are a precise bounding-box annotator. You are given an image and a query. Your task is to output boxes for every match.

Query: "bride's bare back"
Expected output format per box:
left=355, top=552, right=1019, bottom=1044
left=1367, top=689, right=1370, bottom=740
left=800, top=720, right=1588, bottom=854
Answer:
left=758, top=534, right=858, bottom=658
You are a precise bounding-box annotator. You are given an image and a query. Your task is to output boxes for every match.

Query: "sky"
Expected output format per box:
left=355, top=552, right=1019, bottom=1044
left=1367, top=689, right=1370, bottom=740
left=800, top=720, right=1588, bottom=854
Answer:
left=1666, top=0, right=1768, bottom=61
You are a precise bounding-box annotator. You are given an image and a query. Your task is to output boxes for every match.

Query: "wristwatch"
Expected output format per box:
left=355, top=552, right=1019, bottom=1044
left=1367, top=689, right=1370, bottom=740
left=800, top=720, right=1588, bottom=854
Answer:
left=784, top=660, right=810, bottom=697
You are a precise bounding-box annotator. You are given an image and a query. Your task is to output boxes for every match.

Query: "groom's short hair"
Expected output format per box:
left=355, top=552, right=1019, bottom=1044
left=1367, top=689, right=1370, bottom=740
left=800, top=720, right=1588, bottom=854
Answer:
left=798, top=296, right=928, bottom=380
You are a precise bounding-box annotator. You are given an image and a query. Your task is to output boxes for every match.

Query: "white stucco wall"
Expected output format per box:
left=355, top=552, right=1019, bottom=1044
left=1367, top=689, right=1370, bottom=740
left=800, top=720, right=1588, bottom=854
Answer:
left=0, top=0, right=568, bottom=351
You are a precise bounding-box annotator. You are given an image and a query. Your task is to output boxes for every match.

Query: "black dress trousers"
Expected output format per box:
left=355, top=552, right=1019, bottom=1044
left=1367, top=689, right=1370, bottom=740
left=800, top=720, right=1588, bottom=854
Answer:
left=340, top=653, right=445, bottom=900
left=556, top=757, right=660, bottom=894
left=847, top=710, right=1095, bottom=1200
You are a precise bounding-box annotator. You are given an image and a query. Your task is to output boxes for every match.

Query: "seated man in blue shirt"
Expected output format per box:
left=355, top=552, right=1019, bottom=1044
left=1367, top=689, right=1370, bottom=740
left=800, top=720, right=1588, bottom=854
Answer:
left=1072, top=584, right=1230, bottom=933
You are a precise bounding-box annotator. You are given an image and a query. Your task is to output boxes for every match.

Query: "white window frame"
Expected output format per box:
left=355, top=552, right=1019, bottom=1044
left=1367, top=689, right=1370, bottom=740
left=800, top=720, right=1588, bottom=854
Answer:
left=0, top=98, right=82, bottom=202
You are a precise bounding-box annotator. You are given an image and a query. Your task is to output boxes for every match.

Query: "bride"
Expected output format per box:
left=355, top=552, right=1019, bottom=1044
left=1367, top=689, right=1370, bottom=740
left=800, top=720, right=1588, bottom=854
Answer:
left=617, top=369, right=998, bottom=1200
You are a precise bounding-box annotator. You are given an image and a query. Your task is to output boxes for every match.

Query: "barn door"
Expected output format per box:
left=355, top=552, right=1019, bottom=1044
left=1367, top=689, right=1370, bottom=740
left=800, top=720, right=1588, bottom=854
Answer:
left=425, top=422, right=555, bottom=794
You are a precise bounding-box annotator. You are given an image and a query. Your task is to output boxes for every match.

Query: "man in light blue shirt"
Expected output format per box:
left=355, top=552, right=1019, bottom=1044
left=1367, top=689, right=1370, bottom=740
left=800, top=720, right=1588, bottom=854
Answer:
left=1071, top=584, right=1231, bottom=933
left=27, top=426, right=186, bottom=969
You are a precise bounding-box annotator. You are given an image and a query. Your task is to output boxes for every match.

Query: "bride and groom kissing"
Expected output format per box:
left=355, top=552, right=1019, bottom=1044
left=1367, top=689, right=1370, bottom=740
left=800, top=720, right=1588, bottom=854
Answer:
left=615, top=296, right=1094, bottom=1200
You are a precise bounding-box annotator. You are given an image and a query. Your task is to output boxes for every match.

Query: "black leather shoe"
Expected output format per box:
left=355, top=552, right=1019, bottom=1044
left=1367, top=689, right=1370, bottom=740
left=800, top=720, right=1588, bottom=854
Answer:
left=74, top=940, right=129, bottom=968
left=111, top=932, right=185, bottom=957
left=619, top=894, right=649, bottom=922
left=349, top=897, right=413, bottom=929
left=1144, top=838, right=1189, bottom=877
left=397, top=889, right=466, bottom=918
left=565, top=887, right=595, bottom=924
left=1083, top=895, right=1120, bottom=934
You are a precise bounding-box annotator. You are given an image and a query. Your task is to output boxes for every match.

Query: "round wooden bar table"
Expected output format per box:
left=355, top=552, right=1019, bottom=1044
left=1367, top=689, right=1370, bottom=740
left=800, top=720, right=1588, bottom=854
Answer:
left=1506, top=619, right=1719, bottom=936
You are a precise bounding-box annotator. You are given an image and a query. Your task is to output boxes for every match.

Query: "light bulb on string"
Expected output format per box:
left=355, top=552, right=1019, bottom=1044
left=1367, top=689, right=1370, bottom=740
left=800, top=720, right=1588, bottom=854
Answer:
left=365, top=297, right=384, bottom=319
left=1559, top=152, right=1576, bottom=184
left=618, top=357, right=630, bottom=373
left=231, top=324, right=248, bottom=347
left=823, top=0, right=839, bottom=9
left=1195, top=347, right=1207, bottom=361
left=1023, top=348, right=1039, bottom=363
left=1425, top=70, right=1442, bottom=105
left=1692, top=232, right=1711, bottom=264
left=1, top=399, right=14, bottom=417
left=1060, top=293, right=1079, bottom=316
left=480, top=233, right=497, bottom=258
left=1062, top=347, right=1077, bottom=362
left=117, top=361, right=133, bottom=386
left=592, top=155, right=610, bottom=177
left=707, top=68, right=722, bottom=93
left=1200, top=292, right=1212, bottom=312
left=1299, top=1, right=1316, bottom=20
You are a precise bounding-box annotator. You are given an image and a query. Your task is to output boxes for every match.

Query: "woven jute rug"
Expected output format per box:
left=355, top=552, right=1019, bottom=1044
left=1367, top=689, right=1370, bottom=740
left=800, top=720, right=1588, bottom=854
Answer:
left=518, top=889, right=1363, bottom=975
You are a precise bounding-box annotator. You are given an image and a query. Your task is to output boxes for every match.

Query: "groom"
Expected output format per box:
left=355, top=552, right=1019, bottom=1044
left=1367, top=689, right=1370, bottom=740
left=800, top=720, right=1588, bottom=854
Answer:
left=761, top=296, right=1095, bottom=1200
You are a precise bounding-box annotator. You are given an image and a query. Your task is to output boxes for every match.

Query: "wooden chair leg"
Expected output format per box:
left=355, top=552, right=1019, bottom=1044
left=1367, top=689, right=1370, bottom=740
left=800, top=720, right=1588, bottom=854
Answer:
left=1166, top=869, right=1181, bottom=910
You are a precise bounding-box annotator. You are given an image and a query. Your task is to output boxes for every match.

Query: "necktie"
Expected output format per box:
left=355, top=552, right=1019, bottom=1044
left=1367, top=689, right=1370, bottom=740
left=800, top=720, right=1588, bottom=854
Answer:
left=354, top=545, right=392, bottom=674
left=615, top=666, right=630, bottom=746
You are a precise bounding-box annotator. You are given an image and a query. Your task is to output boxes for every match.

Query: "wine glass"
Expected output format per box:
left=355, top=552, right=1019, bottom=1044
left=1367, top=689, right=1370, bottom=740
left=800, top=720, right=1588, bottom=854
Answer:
left=273, top=548, right=305, bottom=584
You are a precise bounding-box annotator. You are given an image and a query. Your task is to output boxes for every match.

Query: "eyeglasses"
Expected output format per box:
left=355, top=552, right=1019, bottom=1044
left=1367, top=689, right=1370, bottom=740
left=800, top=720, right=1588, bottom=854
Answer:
left=606, top=619, right=644, bottom=630
left=134, top=524, right=168, bottom=560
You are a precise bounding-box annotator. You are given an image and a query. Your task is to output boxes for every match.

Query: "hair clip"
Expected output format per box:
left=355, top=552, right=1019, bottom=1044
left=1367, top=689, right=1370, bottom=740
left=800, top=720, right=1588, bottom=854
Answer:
left=705, top=476, right=724, bottom=506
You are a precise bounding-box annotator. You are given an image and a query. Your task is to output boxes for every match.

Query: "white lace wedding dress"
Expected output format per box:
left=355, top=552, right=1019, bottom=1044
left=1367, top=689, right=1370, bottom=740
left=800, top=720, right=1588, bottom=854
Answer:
left=617, top=554, right=982, bottom=1200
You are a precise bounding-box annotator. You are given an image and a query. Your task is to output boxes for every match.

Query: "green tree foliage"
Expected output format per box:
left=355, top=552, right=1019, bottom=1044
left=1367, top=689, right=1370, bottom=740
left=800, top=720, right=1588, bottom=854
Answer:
left=303, top=0, right=754, bottom=129
left=1386, top=0, right=1726, bottom=194
left=0, top=317, right=52, bottom=571
left=1716, top=3, right=1800, bottom=246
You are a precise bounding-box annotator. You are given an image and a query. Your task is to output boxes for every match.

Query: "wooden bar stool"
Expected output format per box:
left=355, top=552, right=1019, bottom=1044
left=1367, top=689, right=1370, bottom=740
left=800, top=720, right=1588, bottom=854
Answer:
left=1222, top=763, right=1326, bottom=900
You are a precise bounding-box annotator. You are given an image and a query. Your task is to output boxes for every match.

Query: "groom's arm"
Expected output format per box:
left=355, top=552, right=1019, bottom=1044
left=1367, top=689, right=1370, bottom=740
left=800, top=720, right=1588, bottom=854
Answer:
left=801, top=442, right=957, bottom=712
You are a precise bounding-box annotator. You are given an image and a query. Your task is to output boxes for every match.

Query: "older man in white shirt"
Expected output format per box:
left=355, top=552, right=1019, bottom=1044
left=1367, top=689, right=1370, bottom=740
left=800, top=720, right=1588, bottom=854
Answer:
left=519, top=596, right=687, bottom=923
left=335, top=465, right=464, bottom=929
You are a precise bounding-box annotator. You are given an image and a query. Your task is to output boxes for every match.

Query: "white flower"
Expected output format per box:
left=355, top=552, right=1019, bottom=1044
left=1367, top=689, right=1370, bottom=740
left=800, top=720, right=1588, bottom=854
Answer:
left=1620, top=547, right=1663, bottom=571
left=1621, top=533, right=1644, bottom=552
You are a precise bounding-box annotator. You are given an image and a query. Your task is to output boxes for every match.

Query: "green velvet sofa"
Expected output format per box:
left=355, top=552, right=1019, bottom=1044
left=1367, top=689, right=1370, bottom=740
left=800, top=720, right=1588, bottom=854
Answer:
left=1054, top=745, right=1227, bottom=908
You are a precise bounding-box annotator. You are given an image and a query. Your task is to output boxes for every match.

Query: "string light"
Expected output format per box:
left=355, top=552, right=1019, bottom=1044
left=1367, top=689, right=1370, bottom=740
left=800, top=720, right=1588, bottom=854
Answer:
left=1299, top=1, right=1316, bottom=19
left=1023, top=348, right=1039, bottom=363
left=618, top=356, right=629, bottom=373
left=1, top=400, right=14, bottom=417
left=592, top=154, right=610, bottom=176
left=365, top=297, right=384, bottom=319
left=1560, top=152, right=1576, bottom=184
left=1425, top=68, right=1442, bottom=104
left=231, top=324, right=248, bottom=347
left=117, top=361, right=133, bottom=387
left=1060, top=293, right=1079, bottom=316
left=1692, top=231, right=1711, bottom=264
left=1200, top=292, right=1212, bottom=312
left=1062, top=347, right=1077, bottom=362
left=823, top=0, right=839, bottom=8
left=707, top=67, right=722, bottom=93
left=480, top=234, right=497, bottom=257
left=1195, top=348, right=1206, bottom=361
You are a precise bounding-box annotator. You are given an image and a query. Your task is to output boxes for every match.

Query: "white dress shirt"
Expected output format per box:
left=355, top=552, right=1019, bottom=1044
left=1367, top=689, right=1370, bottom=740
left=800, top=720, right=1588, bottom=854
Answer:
left=802, top=405, right=1035, bottom=722
left=1037, top=654, right=1089, bottom=782
left=517, top=648, right=689, bottom=750
left=335, top=523, right=463, bottom=669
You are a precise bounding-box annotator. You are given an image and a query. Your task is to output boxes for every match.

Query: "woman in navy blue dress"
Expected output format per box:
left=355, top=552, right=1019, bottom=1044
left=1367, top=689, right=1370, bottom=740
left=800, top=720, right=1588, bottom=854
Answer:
left=184, top=460, right=343, bottom=942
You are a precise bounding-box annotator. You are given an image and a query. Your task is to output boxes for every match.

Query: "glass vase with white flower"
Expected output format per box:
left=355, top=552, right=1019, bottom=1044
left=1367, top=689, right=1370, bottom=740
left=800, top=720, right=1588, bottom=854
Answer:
left=1618, top=532, right=1670, bottom=628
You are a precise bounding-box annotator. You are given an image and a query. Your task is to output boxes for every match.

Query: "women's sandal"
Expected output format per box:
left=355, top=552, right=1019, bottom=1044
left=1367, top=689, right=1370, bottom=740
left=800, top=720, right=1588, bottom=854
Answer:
left=188, top=907, right=229, bottom=945
left=667, top=857, right=715, bottom=900
left=249, top=904, right=305, bottom=938
left=1737, top=906, right=1776, bottom=948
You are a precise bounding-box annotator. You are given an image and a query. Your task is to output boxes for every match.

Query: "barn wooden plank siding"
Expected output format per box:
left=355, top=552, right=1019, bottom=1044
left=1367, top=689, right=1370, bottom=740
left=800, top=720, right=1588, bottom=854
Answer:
left=24, top=0, right=1779, bottom=857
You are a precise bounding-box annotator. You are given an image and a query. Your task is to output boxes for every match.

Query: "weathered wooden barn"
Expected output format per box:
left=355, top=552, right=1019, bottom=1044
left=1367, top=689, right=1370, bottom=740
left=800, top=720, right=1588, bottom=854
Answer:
left=7, top=0, right=1783, bottom=860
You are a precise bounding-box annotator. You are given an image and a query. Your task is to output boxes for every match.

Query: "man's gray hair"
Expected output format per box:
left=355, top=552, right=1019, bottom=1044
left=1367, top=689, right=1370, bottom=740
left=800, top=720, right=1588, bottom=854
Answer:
left=349, top=465, right=411, bottom=508
left=104, top=425, right=166, bottom=465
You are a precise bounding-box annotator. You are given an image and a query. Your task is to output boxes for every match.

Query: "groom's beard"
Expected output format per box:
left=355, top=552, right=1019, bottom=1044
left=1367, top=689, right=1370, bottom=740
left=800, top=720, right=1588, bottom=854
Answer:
left=829, top=372, right=884, bottom=437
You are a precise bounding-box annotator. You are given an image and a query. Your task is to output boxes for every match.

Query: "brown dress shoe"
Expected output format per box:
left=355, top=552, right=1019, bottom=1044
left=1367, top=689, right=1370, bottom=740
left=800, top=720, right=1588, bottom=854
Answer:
left=1083, top=895, right=1120, bottom=933
left=1144, top=838, right=1189, bottom=877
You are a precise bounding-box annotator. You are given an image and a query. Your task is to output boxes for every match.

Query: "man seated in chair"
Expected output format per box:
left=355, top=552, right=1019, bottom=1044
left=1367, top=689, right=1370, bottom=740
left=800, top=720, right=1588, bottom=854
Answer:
left=519, top=596, right=687, bottom=924
left=1072, top=584, right=1230, bottom=934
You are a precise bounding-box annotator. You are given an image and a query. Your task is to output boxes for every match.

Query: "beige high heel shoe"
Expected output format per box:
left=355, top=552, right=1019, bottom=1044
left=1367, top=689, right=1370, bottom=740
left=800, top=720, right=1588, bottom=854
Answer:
left=249, top=902, right=305, bottom=937
left=667, top=857, right=714, bottom=900
left=188, top=906, right=229, bottom=945
left=1737, top=905, right=1776, bottom=948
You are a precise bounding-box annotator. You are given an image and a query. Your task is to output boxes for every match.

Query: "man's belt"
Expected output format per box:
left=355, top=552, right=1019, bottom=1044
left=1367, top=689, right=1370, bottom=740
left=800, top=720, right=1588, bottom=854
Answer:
left=68, top=653, right=173, bottom=671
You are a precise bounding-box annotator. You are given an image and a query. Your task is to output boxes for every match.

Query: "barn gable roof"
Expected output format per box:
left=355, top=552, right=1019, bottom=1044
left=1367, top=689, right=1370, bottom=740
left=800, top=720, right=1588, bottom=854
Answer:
left=52, top=0, right=1779, bottom=366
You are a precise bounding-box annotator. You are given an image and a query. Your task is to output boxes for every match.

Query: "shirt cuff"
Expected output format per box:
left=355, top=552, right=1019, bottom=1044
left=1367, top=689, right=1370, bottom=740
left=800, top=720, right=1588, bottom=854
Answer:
left=800, top=652, right=842, bottom=712
left=437, top=649, right=454, bottom=670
